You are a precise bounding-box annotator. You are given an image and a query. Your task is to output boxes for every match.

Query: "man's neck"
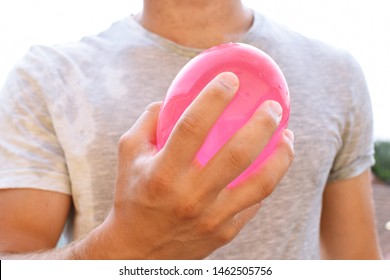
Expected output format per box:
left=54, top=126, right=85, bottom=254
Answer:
left=136, top=0, right=253, bottom=49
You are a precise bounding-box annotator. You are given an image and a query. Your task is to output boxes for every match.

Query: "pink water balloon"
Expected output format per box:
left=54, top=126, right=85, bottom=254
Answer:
left=157, top=43, right=290, bottom=186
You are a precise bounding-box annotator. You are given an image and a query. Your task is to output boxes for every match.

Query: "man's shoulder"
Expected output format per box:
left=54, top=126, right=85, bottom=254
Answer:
left=25, top=17, right=140, bottom=63
left=250, top=12, right=361, bottom=81
left=252, top=11, right=351, bottom=59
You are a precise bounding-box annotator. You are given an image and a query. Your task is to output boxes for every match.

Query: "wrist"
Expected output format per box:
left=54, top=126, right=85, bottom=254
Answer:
left=67, top=212, right=140, bottom=260
left=66, top=224, right=113, bottom=260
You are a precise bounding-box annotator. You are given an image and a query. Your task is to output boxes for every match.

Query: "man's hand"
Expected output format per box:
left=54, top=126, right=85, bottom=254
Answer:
left=0, top=72, right=293, bottom=260
left=78, top=72, right=294, bottom=259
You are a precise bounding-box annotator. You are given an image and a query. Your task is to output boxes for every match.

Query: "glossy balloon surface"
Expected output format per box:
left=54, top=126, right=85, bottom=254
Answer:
left=157, top=43, right=290, bottom=186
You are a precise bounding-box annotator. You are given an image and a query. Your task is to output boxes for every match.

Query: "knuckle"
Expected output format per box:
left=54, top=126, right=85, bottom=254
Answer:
left=226, top=143, right=253, bottom=172
left=216, top=227, right=236, bottom=245
left=253, top=168, right=279, bottom=198
left=174, top=198, right=202, bottom=220
left=259, top=180, right=275, bottom=198
left=176, top=113, right=205, bottom=138
left=198, top=217, right=220, bottom=235
left=118, top=132, right=135, bottom=154
left=257, top=167, right=283, bottom=199
left=148, top=169, right=172, bottom=191
left=142, top=167, right=174, bottom=202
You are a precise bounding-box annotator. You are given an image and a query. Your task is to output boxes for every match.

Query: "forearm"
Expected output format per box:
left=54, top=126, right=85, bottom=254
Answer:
left=0, top=248, right=71, bottom=260
left=0, top=227, right=110, bottom=260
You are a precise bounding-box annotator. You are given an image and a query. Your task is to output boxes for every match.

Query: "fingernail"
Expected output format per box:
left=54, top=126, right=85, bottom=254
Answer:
left=220, top=72, right=239, bottom=91
left=268, top=100, right=283, bottom=122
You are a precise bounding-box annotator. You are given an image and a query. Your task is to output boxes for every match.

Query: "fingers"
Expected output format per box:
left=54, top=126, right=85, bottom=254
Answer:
left=198, top=203, right=261, bottom=247
left=199, top=100, right=283, bottom=193
left=194, top=129, right=293, bottom=235
left=215, top=129, right=294, bottom=217
left=231, top=203, right=261, bottom=233
left=161, top=72, right=239, bottom=165
left=118, top=102, right=162, bottom=157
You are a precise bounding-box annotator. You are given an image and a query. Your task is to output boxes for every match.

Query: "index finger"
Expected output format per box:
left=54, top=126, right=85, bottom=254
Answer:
left=161, top=72, right=239, bottom=165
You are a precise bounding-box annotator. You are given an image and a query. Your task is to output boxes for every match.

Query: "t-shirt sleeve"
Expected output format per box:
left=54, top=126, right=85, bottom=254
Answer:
left=0, top=47, right=71, bottom=194
left=327, top=53, right=375, bottom=182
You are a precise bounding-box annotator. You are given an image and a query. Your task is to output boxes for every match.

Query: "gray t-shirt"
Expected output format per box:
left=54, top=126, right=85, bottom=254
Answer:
left=0, top=11, right=374, bottom=259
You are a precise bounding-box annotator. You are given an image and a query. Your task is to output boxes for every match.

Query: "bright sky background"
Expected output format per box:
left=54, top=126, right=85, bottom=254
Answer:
left=1, top=0, right=389, bottom=140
